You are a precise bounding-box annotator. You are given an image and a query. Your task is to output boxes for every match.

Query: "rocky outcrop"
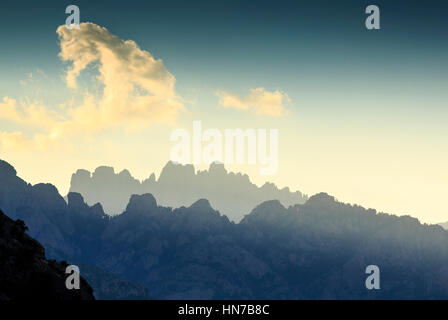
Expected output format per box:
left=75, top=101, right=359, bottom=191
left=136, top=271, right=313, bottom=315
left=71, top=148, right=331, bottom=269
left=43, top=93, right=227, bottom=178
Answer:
left=0, top=210, right=94, bottom=300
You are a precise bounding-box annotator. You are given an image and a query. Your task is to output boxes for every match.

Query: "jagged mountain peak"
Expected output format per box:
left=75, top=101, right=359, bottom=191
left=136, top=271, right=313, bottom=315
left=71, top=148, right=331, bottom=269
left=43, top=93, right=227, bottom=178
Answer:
left=118, top=169, right=132, bottom=178
left=67, top=192, right=87, bottom=208
left=305, top=192, right=338, bottom=208
left=145, top=172, right=156, bottom=183
left=189, top=198, right=214, bottom=212
left=158, top=161, right=195, bottom=183
left=208, top=161, right=227, bottom=175
left=92, top=166, right=115, bottom=179
left=74, top=168, right=91, bottom=176
left=125, top=193, right=158, bottom=214
left=90, top=203, right=106, bottom=218
left=33, top=183, right=60, bottom=194
left=32, top=183, right=66, bottom=212
left=241, top=199, right=288, bottom=225
left=254, top=199, right=286, bottom=212
left=0, top=159, right=17, bottom=177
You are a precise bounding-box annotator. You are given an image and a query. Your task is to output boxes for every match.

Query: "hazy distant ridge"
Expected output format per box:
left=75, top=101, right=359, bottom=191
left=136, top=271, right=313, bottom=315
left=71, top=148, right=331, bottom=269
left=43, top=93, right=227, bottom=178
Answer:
left=69, top=161, right=308, bottom=221
left=439, top=222, right=448, bottom=230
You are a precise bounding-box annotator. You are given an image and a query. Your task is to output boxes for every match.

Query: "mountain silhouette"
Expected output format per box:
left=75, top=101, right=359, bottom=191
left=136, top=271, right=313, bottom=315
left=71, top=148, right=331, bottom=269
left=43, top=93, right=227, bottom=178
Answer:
left=0, top=209, right=94, bottom=300
left=439, top=222, right=448, bottom=230
left=69, top=161, right=308, bottom=221
left=1, top=159, right=448, bottom=299
left=0, top=159, right=151, bottom=300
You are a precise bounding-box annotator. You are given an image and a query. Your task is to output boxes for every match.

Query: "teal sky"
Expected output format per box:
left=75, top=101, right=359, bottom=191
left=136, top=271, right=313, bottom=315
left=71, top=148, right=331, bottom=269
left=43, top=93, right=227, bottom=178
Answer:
left=0, top=0, right=447, bottom=223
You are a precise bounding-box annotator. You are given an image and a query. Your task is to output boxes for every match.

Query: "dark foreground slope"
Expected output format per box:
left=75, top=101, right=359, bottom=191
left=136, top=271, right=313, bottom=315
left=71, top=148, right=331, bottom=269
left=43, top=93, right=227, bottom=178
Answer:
left=1, top=159, right=448, bottom=299
left=0, top=210, right=94, bottom=300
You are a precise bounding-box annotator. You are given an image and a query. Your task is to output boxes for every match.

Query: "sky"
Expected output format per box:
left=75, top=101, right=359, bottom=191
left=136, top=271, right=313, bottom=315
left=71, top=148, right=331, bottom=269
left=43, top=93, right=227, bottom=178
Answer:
left=0, top=0, right=447, bottom=223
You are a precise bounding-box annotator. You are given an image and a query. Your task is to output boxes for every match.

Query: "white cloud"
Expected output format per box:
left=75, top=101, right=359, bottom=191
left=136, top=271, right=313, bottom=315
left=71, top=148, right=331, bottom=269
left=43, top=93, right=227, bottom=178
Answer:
left=56, top=22, right=185, bottom=132
left=0, top=97, right=61, bottom=129
left=216, top=87, right=290, bottom=117
left=0, top=22, right=185, bottom=150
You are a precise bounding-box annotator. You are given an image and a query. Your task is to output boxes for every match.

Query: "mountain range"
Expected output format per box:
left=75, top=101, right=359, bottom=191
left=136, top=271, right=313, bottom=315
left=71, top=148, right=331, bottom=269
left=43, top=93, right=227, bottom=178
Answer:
left=69, top=161, right=308, bottom=221
left=1, top=159, right=448, bottom=299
